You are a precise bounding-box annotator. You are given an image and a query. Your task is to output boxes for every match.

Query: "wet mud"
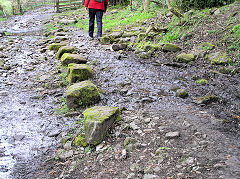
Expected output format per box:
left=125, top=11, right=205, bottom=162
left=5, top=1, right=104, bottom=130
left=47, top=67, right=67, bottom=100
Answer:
left=0, top=6, right=75, bottom=178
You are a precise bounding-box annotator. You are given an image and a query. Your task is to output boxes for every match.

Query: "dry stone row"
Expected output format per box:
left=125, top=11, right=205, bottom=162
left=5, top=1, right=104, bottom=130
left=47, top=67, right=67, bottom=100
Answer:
left=48, top=35, right=120, bottom=146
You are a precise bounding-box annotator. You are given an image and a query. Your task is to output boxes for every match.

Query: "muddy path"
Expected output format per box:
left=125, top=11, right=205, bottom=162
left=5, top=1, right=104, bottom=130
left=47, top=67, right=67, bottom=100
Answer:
left=0, top=6, right=75, bottom=178
left=0, top=6, right=239, bottom=179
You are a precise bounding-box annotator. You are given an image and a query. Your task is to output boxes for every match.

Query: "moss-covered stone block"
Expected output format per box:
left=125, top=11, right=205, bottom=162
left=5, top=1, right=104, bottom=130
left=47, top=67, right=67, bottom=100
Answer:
left=207, top=52, right=232, bottom=65
left=0, top=59, right=5, bottom=68
left=196, top=79, right=208, bottom=85
left=111, top=44, right=127, bottom=51
left=219, top=67, right=238, bottom=75
left=200, top=42, right=215, bottom=50
left=195, top=96, right=218, bottom=105
left=48, top=43, right=66, bottom=51
left=61, top=53, right=87, bottom=66
left=67, top=64, right=93, bottom=83
left=109, top=31, right=124, bottom=38
left=83, top=106, right=119, bottom=145
left=73, top=134, right=88, bottom=147
left=56, top=46, right=77, bottom=59
left=54, top=36, right=68, bottom=43
left=100, top=36, right=112, bottom=45
left=162, top=43, right=181, bottom=52
left=66, top=81, right=100, bottom=109
left=137, top=33, right=147, bottom=42
left=176, top=89, right=188, bottom=98
left=175, top=53, right=195, bottom=63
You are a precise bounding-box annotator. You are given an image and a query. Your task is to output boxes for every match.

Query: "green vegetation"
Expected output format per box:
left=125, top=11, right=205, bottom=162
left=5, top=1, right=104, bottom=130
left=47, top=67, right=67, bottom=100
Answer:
left=45, top=23, right=58, bottom=33
left=0, top=0, right=12, bottom=15
left=196, top=79, right=208, bottom=85
left=0, top=17, right=7, bottom=21
left=74, top=134, right=88, bottom=147
left=75, top=6, right=158, bottom=31
left=58, top=71, right=68, bottom=87
left=54, top=96, right=71, bottom=114
left=176, top=0, right=235, bottom=10
left=51, top=0, right=239, bottom=64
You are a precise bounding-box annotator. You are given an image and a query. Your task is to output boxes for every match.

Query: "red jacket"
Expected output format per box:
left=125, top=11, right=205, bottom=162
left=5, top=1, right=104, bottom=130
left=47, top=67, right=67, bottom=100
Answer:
left=84, top=0, right=108, bottom=12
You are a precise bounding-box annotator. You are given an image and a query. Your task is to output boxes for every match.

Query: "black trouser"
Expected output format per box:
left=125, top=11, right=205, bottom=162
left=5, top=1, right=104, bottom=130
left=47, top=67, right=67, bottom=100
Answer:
left=88, top=8, right=104, bottom=38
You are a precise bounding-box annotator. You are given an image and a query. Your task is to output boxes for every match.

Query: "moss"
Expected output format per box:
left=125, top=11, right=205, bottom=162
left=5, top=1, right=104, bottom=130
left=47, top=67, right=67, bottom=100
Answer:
left=196, top=96, right=218, bottom=105
left=61, top=53, right=87, bottom=66
left=48, top=43, right=66, bottom=51
left=56, top=46, right=76, bottom=59
left=200, top=42, right=215, bottom=50
left=219, top=67, right=238, bottom=75
left=137, top=33, right=148, bottom=42
left=61, top=138, right=68, bottom=144
left=176, top=89, right=188, bottom=98
left=207, top=52, right=232, bottom=65
left=83, top=106, right=119, bottom=123
left=66, top=81, right=100, bottom=109
left=73, top=134, right=88, bottom=147
left=175, top=53, right=195, bottom=63
left=162, top=43, right=181, bottom=52
left=196, top=79, right=208, bottom=85
left=124, top=137, right=137, bottom=147
left=67, top=64, right=93, bottom=83
left=83, top=106, right=119, bottom=145
left=100, top=36, right=112, bottom=45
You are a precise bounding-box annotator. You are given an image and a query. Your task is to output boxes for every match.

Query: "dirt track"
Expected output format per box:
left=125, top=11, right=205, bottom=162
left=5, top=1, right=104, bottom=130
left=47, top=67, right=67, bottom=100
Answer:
left=0, top=6, right=239, bottom=179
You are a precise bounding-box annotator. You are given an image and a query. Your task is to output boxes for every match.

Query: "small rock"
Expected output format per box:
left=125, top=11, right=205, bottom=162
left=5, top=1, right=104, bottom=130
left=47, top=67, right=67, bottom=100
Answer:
left=48, top=130, right=61, bottom=137
left=0, top=91, right=8, bottom=96
left=111, top=44, right=127, bottom=51
left=58, top=149, right=74, bottom=161
left=195, top=96, right=218, bottom=105
left=96, top=143, right=104, bottom=152
left=144, top=118, right=151, bottom=123
left=2, top=73, right=7, bottom=77
left=165, top=131, right=180, bottom=139
left=143, top=174, right=159, bottom=179
left=127, top=173, right=135, bottom=179
left=214, top=163, right=225, bottom=169
left=121, top=149, right=127, bottom=158
left=214, top=9, right=221, bottom=15
left=130, top=122, right=140, bottom=130
left=176, top=89, right=188, bottom=98
left=59, top=19, right=77, bottom=25
left=153, top=166, right=161, bottom=173
left=174, top=53, right=195, bottom=63
left=63, top=141, right=72, bottom=150
left=162, top=43, right=181, bottom=52
left=14, top=135, right=25, bottom=141
left=207, top=52, right=231, bottom=65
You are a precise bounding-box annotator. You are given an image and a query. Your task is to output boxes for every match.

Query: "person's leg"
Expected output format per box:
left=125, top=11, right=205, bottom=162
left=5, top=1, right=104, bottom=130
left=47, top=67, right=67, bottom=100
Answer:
left=88, top=8, right=95, bottom=38
left=96, top=10, right=103, bottom=38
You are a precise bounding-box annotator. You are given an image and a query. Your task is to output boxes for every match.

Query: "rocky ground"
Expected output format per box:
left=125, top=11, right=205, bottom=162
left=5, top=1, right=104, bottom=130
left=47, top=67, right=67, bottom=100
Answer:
left=0, top=4, right=239, bottom=179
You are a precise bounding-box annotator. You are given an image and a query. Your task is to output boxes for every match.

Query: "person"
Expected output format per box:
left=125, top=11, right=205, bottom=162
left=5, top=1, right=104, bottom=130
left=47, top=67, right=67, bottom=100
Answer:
left=84, top=0, right=108, bottom=40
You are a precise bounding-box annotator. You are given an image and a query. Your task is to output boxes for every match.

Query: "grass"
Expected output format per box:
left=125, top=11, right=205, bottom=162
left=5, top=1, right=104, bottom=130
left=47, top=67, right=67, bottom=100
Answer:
left=196, top=79, right=208, bottom=85
left=45, top=23, right=58, bottom=32
left=58, top=71, right=68, bottom=87
left=0, top=17, right=7, bottom=21
left=54, top=96, right=73, bottom=115
left=74, top=6, right=158, bottom=32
